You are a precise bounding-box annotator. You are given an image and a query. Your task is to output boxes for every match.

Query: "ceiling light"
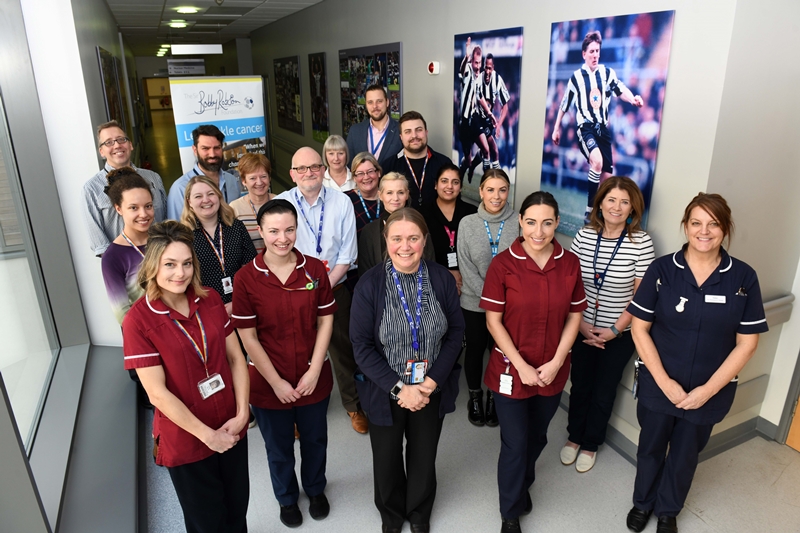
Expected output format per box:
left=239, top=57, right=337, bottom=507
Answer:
left=176, top=7, right=199, bottom=14
left=169, top=22, right=188, bottom=28
left=160, top=44, right=171, bottom=48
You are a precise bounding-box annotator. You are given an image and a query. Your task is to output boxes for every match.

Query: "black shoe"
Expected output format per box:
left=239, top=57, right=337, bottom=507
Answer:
left=656, top=516, right=678, bottom=533
left=410, top=524, right=430, bottom=533
left=382, top=525, right=402, bottom=533
left=279, top=503, right=302, bottom=528
left=521, top=492, right=532, bottom=516
left=468, top=390, right=485, bottom=426
left=308, top=493, right=329, bottom=520
left=485, top=390, right=499, bottom=427
left=500, top=517, right=522, bottom=533
left=626, top=506, right=652, bottom=532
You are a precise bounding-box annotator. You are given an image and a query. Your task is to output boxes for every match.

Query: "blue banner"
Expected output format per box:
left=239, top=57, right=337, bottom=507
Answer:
left=175, top=117, right=266, bottom=148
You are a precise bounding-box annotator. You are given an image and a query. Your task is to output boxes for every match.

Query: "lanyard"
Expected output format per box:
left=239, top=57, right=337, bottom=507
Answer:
left=483, top=220, right=505, bottom=257
left=249, top=199, right=258, bottom=217
left=444, top=226, right=456, bottom=250
left=202, top=222, right=226, bottom=274
left=591, top=229, right=627, bottom=321
left=172, top=312, right=210, bottom=378
left=390, top=262, right=424, bottom=355
left=369, top=125, right=388, bottom=155
left=403, top=149, right=431, bottom=207
left=295, top=188, right=325, bottom=255
left=121, top=231, right=145, bottom=258
left=357, top=189, right=380, bottom=222
left=262, top=262, right=316, bottom=291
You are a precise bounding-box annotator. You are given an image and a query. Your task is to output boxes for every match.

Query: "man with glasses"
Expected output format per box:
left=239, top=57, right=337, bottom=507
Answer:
left=82, top=120, right=168, bottom=256
left=166, top=124, right=242, bottom=220
left=276, top=147, right=367, bottom=434
left=345, top=85, right=402, bottom=171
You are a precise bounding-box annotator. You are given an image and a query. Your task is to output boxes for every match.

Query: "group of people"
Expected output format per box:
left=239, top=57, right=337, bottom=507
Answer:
left=84, top=82, right=767, bottom=533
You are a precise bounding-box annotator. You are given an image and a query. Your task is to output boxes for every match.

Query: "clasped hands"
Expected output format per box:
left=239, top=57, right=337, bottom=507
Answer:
left=271, top=369, right=321, bottom=404
left=580, top=321, right=615, bottom=349
left=517, top=359, right=561, bottom=387
left=661, top=378, right=713, bottom=410
left=396, top=377, right=437, bottom=411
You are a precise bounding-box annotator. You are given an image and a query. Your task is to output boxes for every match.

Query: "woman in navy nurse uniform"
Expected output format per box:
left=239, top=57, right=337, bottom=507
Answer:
left=625, top=193, right=768, bottom=533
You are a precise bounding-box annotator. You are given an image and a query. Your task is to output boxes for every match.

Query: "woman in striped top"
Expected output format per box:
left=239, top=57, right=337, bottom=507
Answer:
left=351, top=208, right=464, bottom=533
left=560, top=176, right=654, bottom=473
left=229, top=153, right=275, bottom=254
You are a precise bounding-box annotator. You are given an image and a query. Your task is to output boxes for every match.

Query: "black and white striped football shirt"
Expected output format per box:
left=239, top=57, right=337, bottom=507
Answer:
left=559, top=64, right=626, bottom=127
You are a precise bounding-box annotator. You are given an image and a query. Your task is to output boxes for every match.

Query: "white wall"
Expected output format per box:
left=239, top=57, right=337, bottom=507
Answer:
left=22, top=0, right=128, bottom=347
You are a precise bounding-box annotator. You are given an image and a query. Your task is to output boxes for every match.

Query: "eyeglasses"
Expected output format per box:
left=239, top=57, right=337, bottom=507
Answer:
left=99, top=137, right=130, bottom=148
left=291, top=164, right=325, bottom=174
left=354, top=168, right=379, bottom=179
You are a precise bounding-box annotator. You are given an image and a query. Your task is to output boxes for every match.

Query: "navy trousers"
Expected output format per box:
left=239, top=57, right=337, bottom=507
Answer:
left=167, top=435, right=249, bottom=533
left=494, top=392, right=561, bottom=519
left=253, top=395, right=330, bottom=506
left=633, top=402, right=713, bottom=517
left=567, top=331, right=635, bottom=451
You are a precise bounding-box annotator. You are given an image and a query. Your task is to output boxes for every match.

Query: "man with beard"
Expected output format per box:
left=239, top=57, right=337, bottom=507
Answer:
left=167, top=125, right=242, bottom=219
left=83, top=120, right=168, bottom=255
left=345, top=85, right=402, bottom=171
left=385, top=111, right=451, bottom=209
left=275, top=147, right=366, bottom=434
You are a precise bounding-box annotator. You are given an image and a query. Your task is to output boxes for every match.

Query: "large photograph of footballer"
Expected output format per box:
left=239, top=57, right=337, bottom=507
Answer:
left=452, top=27, right=523, bottom=206
left=542, top=10, right=675, bottom=237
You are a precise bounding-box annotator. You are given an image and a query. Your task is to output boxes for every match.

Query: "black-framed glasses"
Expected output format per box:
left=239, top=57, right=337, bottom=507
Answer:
left=291, top=164, right=325, bottom=174
left=354, top=168, right=379, bottom=179
left=99, top=136, right=130, bottom=148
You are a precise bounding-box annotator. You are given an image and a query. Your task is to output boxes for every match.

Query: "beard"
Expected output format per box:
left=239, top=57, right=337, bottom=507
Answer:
left=370, top=108, right=387, bottom=122
left=198, top=155, right=222, bottom=173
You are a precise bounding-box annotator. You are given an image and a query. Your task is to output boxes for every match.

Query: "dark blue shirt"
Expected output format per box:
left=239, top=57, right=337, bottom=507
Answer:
left=627, top=247, right=768, bottom=424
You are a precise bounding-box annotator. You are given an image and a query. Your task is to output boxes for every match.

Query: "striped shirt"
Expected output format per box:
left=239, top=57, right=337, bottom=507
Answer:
left=229, top=195, right=266, bottom=254
left=559, top=64, right=626, bottom=127
left=480, top=70, right=510, bottom=117
left=570, top=227, right=655, bottom=329
left=379, top=260, right=447, bottom=385
left=459, top=61, right=481, bottom=120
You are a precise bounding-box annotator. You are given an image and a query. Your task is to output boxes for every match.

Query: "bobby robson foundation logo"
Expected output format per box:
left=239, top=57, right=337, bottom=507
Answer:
left=244, top=97, right=255, bottom=110
left=195, top=90, right=243, bottom=115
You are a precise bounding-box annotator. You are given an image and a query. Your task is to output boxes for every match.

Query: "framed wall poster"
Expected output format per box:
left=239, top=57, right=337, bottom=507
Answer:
left=273, top=56, right=303, bottom=135
left=541, top=11, right=676, bottom=236
left=308, top=52, right=330, bottom=143
left=452, top=27, right=524, bottom=205
left=96, top=47, right=126, bottom=132
left=339, top=42, right=401, bottom=138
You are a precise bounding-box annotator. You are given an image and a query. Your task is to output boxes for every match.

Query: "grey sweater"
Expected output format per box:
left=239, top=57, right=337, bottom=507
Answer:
left=457, top=202, right=519, bottom=312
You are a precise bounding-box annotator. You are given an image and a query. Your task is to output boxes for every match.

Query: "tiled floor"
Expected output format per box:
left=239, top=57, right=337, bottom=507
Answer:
left=141, top=110, right=182, bottom=191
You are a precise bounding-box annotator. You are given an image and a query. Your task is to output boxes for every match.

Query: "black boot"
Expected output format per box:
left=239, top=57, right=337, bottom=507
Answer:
left=485, top=390, right=499, bottom=427
left=467, top=390, right=485, bottom=426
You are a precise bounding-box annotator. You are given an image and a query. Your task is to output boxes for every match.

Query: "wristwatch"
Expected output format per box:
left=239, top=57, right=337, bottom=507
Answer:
left=609, top=325, right=623, bottom=338
left=390, top=380, right=404, bottom=400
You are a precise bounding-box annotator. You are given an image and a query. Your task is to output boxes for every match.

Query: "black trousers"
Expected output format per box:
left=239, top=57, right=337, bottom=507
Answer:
left=329, top=285, right=360, bottom=412
left=567, top=331, right=635, bottom=451
left=633, top=403, right=713, bottom=517
left=167, top=436, right=250, bottom=533
left=368, top=393, right=444, bottom=528
left=494, top=393, right=561, bottom=519
left=462, top=308, right=492, bottom=390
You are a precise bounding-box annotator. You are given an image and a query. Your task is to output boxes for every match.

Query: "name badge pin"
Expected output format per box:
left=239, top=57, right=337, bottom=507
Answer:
left=675, top=297, right=688, bottom=313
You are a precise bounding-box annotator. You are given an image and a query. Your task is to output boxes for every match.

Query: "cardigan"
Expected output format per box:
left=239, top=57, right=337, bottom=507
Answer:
left=350, top=260, right=465, bottom=425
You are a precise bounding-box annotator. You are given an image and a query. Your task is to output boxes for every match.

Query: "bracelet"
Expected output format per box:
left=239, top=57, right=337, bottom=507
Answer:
left=609, top=325, right=622, bottom=338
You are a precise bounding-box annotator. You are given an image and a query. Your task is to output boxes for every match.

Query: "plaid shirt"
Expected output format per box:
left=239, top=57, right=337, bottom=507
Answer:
left=345, top=189, right=382, bottom=238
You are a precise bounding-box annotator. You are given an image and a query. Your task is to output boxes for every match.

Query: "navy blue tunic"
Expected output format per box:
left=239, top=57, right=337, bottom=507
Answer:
left=627, top=247, right=768, bottom=425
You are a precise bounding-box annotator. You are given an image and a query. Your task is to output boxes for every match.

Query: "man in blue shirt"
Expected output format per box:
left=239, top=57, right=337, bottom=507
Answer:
left=277, top=147, right=366, bottom=434
left=167, top=125, right=241, bottom=220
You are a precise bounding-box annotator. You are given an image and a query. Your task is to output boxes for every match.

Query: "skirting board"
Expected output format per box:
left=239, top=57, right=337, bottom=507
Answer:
left=559, top=392, right=779, bottom=466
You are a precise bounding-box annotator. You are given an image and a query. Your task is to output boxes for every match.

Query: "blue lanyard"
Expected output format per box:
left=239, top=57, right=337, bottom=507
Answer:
left=390, top=262, right=424, bottom=354
left=369, top=125, right=388, bottom=155
left=483, top=220, right=505, bottom=257
left=357, top=189, right=380, bottom=222
left=295, top=188, right=325, bottom=255
left=592, top=229, right=627, bottom=293
left=172, top=312, right=210, bottom=377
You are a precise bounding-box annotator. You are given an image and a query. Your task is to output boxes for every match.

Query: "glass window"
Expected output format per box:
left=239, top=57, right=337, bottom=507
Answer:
left=0, top=94, right=59, bottom=452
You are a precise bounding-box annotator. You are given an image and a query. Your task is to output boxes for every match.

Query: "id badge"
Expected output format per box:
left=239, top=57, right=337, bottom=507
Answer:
left=404, top=360, right=414, bottom=377
left=221, top=276, right=233, bottom=294
left=447, top=252, right=458, bottom=268
left=411, top=360, right=428, bottom=384
left=198, top=373, right=225, bottom=399
left=499, top=372, right=513, bottom=395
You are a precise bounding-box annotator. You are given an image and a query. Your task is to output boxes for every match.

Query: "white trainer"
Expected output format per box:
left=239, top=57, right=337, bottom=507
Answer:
left=560, top=444, right=579, bottom=465
left=576, top=451, right=596, bottom=473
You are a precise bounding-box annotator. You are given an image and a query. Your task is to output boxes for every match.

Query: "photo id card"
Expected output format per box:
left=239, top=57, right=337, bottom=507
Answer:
left=198, top=373, right=225, bottom=399
left=447, top=252, right=458, bottom=268
left=499, top=372, right=513, bottom=395
left=221, top=276, right=233, bottom=294
left=411, top=360, right=428, bottom=384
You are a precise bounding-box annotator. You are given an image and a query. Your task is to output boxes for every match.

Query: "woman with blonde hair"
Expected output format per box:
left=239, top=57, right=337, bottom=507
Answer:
left=122, top=220, right=250, bottom=532
left=181, top=175, right=256, bottom=317
left=322, top=135, right=354, bottom=192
